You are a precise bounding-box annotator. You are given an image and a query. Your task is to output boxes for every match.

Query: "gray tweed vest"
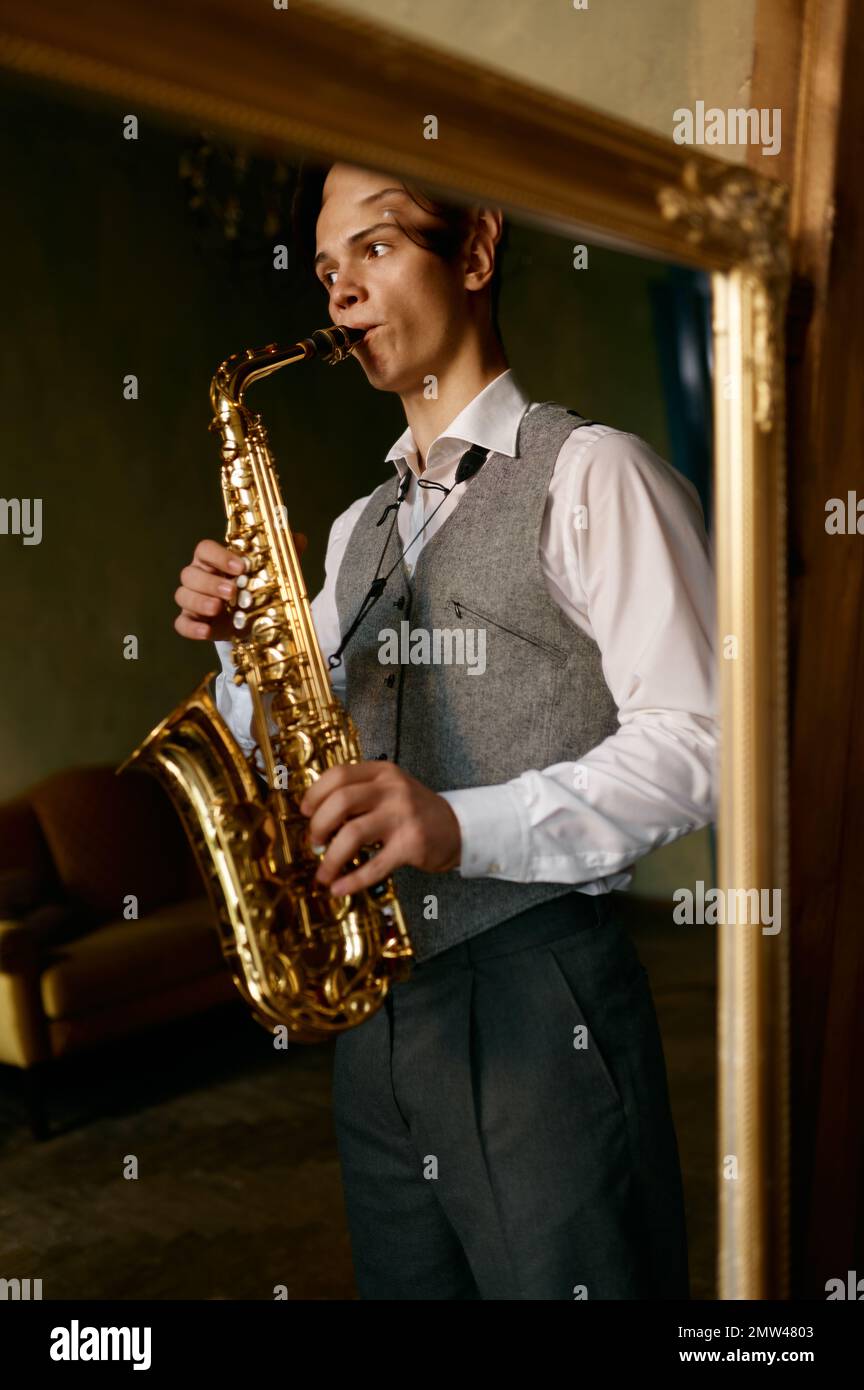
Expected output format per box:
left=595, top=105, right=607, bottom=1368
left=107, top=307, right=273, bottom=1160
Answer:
left=333, top=401, right=620, bottom=962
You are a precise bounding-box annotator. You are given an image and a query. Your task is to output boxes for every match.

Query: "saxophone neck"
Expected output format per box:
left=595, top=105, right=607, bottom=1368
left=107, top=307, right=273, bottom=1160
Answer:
left=208, top=326, right=366, bottom=456
left=211, top=326, right=365, bottom=408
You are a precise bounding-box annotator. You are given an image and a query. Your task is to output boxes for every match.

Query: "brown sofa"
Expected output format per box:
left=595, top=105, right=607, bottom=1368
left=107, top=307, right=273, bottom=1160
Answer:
left=0, top=764, right=238, bottom=1136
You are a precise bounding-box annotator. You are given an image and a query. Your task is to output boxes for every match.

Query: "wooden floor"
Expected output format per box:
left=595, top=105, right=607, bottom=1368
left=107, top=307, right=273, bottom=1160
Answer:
left=0, top=892, right=715, bottom=1300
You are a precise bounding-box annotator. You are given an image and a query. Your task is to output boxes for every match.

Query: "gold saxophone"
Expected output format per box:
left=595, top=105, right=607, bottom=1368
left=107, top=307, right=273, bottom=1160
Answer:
left=118, top=325, right=413, bottom=1040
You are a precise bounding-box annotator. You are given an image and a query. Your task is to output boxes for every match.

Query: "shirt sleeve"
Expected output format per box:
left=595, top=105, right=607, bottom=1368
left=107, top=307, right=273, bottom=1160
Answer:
left=212, top=494, right=371, bottom=760
left=439, top=428, right=718, bottom=883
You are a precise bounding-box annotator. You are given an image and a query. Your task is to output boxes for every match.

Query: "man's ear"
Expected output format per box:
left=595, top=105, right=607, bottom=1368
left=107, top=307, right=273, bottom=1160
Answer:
left=464, top=207, right=504, bottom=292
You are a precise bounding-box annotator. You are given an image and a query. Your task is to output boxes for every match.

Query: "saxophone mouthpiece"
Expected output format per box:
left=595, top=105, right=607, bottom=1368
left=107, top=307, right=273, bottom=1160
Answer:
left=306, top=325, right=367, bottom=364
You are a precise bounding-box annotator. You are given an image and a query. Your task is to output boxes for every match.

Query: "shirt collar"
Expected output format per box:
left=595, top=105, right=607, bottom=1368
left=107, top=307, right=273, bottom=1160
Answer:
left=384, top=368, right=531, bottom=484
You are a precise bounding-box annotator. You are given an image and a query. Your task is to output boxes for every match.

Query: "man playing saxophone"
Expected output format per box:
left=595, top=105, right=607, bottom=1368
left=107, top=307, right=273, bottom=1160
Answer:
left=172, top=161, right=717, bottom=1301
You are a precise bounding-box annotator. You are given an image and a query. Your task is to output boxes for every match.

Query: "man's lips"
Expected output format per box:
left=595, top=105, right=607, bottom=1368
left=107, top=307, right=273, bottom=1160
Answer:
left=353, top=326, right=382, bottom=353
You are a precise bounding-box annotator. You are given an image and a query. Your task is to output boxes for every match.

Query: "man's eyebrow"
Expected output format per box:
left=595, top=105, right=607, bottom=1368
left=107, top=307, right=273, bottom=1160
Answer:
left=314, top=189, right=408, bottom=268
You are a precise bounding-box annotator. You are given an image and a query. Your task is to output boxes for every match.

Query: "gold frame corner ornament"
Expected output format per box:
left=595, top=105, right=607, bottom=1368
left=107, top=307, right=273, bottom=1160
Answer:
left=659, top=158, right=792, bottom=433
left=0, top=0, right=791, bottom=1302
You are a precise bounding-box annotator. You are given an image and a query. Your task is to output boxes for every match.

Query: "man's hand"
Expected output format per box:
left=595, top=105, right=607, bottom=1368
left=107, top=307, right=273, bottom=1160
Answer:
left=298, top=761, right=462, bottom=896
left=174, top=534, right=308, bottom=642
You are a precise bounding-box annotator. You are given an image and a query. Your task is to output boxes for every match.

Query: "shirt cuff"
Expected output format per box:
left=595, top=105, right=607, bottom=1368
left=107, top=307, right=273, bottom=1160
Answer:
left=438, top=783, right=529, bottom=880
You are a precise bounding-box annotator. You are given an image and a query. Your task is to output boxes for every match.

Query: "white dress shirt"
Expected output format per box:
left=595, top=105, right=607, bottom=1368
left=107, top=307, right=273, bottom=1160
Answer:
left=214, top=368, right=718, bottom=893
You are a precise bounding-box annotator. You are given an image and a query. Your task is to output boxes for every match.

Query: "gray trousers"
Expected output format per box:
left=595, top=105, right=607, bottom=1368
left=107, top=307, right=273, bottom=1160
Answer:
left=331, top=890, right=690, bottom=1300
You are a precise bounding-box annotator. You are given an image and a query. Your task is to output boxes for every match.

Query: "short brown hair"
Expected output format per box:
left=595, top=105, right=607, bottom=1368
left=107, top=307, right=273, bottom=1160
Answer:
left=291, top=160, right=507, bottom=343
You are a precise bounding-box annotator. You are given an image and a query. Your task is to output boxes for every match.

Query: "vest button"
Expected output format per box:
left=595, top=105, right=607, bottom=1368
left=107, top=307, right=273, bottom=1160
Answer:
left=394, top=595, right=406, bottom=609
left=384, top=673, right=396, bottom=687
left=375, top=753, right=388, bottom=760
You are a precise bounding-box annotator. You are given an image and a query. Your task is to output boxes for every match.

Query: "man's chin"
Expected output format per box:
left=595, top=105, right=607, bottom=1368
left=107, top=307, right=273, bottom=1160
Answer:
left=355, top=358, right=400, bottom=392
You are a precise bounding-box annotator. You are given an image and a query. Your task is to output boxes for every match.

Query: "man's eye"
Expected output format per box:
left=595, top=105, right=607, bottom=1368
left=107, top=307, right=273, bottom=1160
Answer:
left=320, top=241, right=390, bottom=289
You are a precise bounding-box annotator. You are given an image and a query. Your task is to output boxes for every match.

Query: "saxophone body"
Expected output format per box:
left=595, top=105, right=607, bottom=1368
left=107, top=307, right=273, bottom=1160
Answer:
left=118, top=326, right=413, bottom=1041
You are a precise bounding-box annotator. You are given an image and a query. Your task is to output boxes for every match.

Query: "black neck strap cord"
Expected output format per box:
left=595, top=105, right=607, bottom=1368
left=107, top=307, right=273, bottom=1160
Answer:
left=327, top=442, right=490, bottom=671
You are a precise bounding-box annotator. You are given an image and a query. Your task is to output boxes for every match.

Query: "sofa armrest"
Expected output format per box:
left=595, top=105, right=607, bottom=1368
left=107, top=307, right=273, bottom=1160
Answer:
left=0, top=904, right=89, bottom=974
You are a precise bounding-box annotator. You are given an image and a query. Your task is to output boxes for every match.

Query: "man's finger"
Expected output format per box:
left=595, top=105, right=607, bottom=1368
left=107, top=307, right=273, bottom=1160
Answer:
left=329, top=845, right=397, bottom=898
left=174, top=584, right=223, bottom=619
left=194, top=538, right=248, bottom=575
left=315, top=812, right=380, bottom=885
left=175, top=612, right=211, bottom=639
left=179, top=566, right=237, bottom=602
left=306, top=782, right=378, bottom=850
left=318, top=826, right=397, bottom=897
left=300, top=760, right=386, bottom=816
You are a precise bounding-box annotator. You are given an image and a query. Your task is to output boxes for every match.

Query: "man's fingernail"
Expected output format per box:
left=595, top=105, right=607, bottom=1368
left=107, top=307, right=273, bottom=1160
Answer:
left=311, top=843, right=325, bottom=854
left=228, top=556, right=245, bottom=573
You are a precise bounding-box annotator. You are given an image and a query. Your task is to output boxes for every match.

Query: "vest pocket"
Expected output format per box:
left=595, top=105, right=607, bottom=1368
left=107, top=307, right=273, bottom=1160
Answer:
left=449, top=598, right=569, bottom=665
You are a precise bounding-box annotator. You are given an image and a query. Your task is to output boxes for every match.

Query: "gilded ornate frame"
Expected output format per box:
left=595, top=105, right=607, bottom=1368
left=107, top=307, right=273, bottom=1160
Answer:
left=0, top=0, right=790, bottom=1300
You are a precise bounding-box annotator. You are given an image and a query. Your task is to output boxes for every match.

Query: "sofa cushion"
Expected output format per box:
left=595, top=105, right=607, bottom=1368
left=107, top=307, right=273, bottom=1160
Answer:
left=39, top=896, right=225, bottom=1019
left=30, top=765, right=197, bottom=923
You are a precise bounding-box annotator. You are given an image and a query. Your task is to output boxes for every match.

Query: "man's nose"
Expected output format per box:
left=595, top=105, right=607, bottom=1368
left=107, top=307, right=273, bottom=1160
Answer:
left=332, top=275, right=365, bottom=310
